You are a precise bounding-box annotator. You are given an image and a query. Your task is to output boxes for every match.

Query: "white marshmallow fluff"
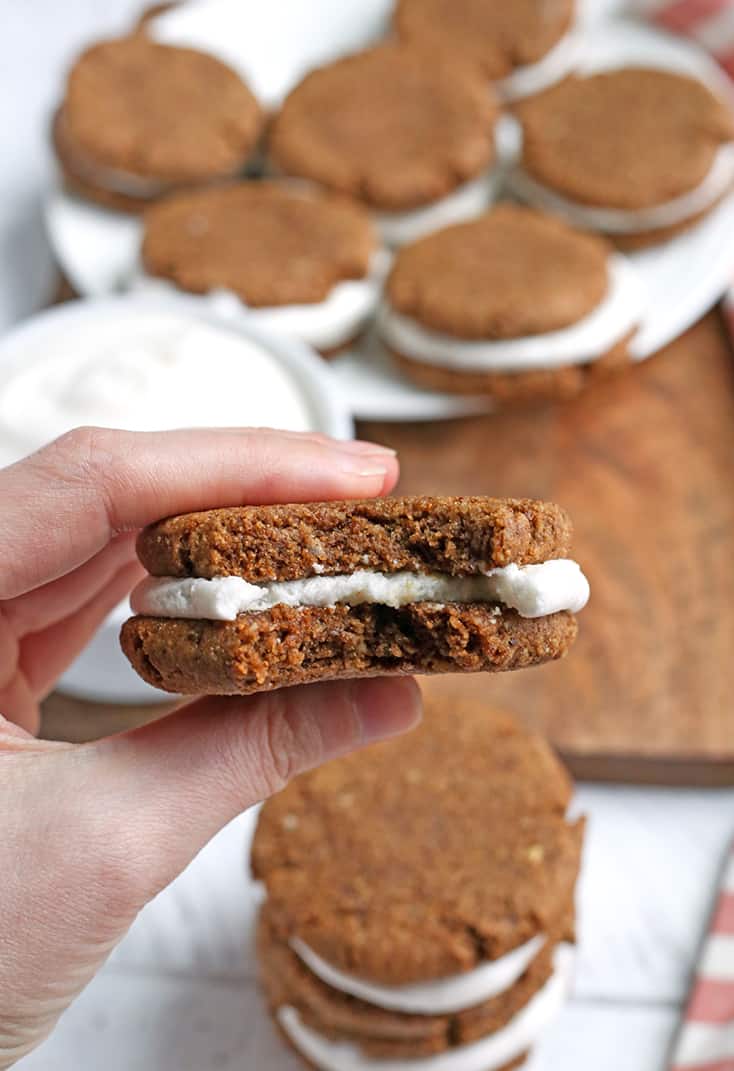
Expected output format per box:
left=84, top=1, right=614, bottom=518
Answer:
left=131, top=560, right=590, bottom=621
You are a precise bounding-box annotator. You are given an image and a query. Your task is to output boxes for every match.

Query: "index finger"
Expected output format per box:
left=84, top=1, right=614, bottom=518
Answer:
left=0, top=427, right=398, bottom=599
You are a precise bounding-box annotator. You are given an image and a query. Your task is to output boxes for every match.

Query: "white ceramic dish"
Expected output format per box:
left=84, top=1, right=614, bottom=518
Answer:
left=0, top=296, right=353, bottom=704
left=44, top=19, right=734, bottom=422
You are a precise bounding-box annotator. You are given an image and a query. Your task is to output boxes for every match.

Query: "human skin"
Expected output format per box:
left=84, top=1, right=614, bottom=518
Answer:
left=0, top=426, right=422, bottom=1068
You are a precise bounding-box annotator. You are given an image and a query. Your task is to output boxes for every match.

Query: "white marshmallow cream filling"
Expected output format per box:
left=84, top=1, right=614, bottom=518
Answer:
left=277, top=945, right=575, bottom=1071
left=130, top=559, right=590, bottom=622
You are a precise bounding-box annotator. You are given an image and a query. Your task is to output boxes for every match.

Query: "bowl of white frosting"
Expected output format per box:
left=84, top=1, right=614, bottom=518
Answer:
left=0, top=294, right=353, bottom=703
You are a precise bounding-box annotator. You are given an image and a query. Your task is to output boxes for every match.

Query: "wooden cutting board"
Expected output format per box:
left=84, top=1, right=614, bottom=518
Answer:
left=358, top=310, right=734, bottom=785
left=42, top=309, right=734, bottom=784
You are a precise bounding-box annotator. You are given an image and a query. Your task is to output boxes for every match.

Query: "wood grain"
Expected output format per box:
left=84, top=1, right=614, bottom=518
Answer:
left=359, top=310, right=734, bottom=783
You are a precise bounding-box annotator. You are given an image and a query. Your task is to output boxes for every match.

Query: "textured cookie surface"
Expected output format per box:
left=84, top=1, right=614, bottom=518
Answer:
left=259, top=910, right=563, bottom=1055
left=515, top=68, right=734, bottom=209
left=385, top=205, right=611, bottom=339
left=62, top=36, right=262, bottom=182
left=135, top=496, right=573, bottom=581
left=268, top=44, right=497, bottom=210
left=142, top=181, right=376, bottom=305
left=395, top=0, right=574, bottom=80
left=252, top=701, right=583, bottom=985
left=121, top=603, right=578, bottom=695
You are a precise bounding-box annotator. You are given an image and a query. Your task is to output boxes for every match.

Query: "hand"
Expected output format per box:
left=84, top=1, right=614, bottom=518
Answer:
left=0, top=427, right=422, bottom=1068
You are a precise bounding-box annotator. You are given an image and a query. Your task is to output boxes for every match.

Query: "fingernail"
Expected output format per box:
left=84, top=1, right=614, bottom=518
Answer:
left=339, top=456, right=393, bottom=482
left=351, top=677, right=423, bottom=744
left=332, top=439, right=397, bottom=457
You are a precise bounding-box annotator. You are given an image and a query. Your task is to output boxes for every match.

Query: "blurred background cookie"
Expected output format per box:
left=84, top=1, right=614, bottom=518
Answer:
left=394, top=0, right=580, bottom=100
left=53, top=35, right=263, bottom=213
left=267, top=44, right=499, bottom=247
left=253, top=699, right=584, bottom=1070
left=511, top=67, right=734, bottom=249
left=379, top=204, right=642, bottom=403
left=139, top=180, right=383, bottom=356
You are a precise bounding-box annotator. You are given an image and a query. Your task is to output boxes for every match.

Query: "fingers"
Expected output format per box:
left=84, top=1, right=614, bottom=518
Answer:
left=0, top=428, right=399, bottom=598
left=92, top=676, right=422, bottom=905
left=20, top=561, right=144, bottom=698
left=1, top=532, right=137, bottom=635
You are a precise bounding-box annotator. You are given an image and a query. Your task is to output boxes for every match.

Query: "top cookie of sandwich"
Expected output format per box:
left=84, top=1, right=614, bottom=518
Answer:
left=514, top=68, right=734, bottom=209
left=252, top=700, right=584, bottom=985
left=60, top=35, right=263, bottom=184
left=136, top=496, right=573, bottom=582
left=386, top=204, right=611, bottom=339
left=268, top=44, right=497, bottom=211
left=395, top=0, right=575, bottom=80
left=141, top=181, right=377, bottom=306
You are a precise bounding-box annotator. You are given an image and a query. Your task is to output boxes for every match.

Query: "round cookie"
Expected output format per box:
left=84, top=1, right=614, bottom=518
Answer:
left=141, top=181, right=377, bottom=308
left=512, top=68, right=734, bottom=245
left=120, top=496, right=587, bottom=695
left=56, top=35, right=263, bottom=210
left=380, top=204, right=639, bottom=401
left=258, top=910, right=563, bottom=1057
left=267, top=44, right=497, bottom=214
left=251, top=700, right=584, bottom=985
left=395, top=0, right=575, bottom=82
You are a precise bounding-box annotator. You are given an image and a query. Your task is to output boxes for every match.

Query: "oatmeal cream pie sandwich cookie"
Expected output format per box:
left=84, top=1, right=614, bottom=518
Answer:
left=511, top=68, right=734, bottom=249
left=267, top=44, right=499, bottom=247
left=139, top=180, right=382, bottom=356
left=395, top=0, right=580, bottom=101
left=120, top=496, right=588, bottom=695
left=253, top=701, right=585, bottom=1070
left=379, top=204, right=642, bottom=403
left=53, top=35, right=263, bottom=213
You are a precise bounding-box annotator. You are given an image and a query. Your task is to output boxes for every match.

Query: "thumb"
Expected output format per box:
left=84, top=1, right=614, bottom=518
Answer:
left=93, top=676, right=422, bottom=906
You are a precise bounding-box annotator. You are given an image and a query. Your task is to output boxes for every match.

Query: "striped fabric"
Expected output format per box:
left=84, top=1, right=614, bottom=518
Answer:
left=639, top=0, right=734, bottom=77
left=670, top=843, right=734, bottom=1070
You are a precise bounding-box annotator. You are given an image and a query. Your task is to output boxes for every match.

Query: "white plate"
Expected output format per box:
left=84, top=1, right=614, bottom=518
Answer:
left=44, top=18, right=734, bottom=422
left=0, top=296, right=353, bottom=704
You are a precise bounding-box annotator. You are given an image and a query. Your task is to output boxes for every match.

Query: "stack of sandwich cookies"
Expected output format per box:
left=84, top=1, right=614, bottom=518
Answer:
left=54, top=35, right=263, bottom=213
left=380, top=205, right=642, bottom=403
left=511, top=68, right=734, bottom=249
left=267, top=44, right=499, bottom=247
left=139, top=181, right=381, bottom=356
left=394, top=0, right=580, bottom=101
left=120, top=496, right=589, bottom=695
left=253, top=702, right=585, bottom=1070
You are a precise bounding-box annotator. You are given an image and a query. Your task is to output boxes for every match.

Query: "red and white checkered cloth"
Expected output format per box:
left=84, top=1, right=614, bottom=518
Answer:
left=670, top=841, right=734, bottom=1070
left=638, top=0, right=734, bottom=77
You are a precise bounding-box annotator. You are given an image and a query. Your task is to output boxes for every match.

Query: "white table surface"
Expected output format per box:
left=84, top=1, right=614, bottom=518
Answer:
left=4, top=3, right=733, bottom=1069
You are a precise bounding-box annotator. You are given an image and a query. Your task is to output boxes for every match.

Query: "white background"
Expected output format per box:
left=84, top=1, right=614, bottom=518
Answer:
left=4, top=3, right=733, bottom=1069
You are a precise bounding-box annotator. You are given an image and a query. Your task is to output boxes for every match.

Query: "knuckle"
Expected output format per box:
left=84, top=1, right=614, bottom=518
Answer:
left=248, top=692, right=324, bottom=800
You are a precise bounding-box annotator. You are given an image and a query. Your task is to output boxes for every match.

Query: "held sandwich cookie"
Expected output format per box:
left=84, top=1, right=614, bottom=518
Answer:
left=395, top=0, right=579, bottom=101
left=511, top=68, right=734, bottom=249
left=120, top=496, right=589, bottom=695
left=253, top=701, right=585, bottom=1070
left=267, top=45, right=499, bottom=247
left=379, top=204, right=642, bottom=403
left=54, top=35, right=263, bottom=213
left=139, top=181, right=382, bottom=356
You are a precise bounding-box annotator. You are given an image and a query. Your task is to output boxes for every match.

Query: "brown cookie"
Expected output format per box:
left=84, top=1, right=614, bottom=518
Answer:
left=120, top=496, right=582, bottom=695
left=252, top=700, right=584, bottom=986
left=385, top=205, right=610, bottom=339
left=388, top=329, right=634, bottom=404
left=134, top=497, right=573, bottom=580
left=141, top=181, right=377, bottom=307
left=268, top=44, right=497, bottom=212
left=395, top=0, right=575, bottom=81
left=514, top=68, right=734, bottom=211
left=121, top=601, right=578, bottom=695
left=258, top=909, right=565, bottom=1056
left=56, top=36, right=263, bottom=208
